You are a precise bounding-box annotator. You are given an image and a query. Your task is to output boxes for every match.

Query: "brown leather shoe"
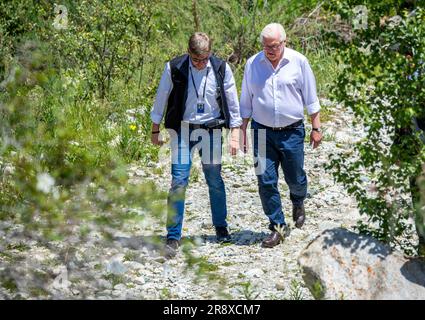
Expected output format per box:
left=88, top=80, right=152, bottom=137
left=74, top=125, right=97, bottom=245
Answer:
left=262, top=231, right=283, bottom=248
left=293, top=204, right=305, bottom=228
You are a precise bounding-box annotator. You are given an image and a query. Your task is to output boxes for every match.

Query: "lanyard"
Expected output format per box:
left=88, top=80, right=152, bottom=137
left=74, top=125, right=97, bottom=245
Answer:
left=189, top=66, right=210, bottom=100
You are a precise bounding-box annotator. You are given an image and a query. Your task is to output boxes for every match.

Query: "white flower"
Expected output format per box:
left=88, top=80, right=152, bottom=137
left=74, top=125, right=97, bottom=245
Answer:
left=69, top=141, right=80, bottom=147
left=108, top=135, right=121, bottom=148
left=52, top=4, right=68, bottom=30
left=36, top=172, right=55, bottom=194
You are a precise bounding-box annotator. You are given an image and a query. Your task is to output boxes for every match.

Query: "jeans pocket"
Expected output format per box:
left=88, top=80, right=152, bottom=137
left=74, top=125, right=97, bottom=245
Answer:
left=251, top=119, right=259, bottom=130
left=294, top=125, right=305, bottom=140
left=286, top=126, right=305, bottom=144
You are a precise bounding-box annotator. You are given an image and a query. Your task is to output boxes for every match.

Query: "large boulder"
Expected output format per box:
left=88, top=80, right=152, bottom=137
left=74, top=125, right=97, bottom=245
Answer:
left=298, top=228, right=425, bottom=300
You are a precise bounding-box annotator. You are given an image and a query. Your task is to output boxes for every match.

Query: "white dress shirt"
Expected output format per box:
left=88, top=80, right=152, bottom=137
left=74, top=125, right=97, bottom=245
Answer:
left=151, top=58, right=242, bottom=128
left=240, top=48, right=321, bottom=127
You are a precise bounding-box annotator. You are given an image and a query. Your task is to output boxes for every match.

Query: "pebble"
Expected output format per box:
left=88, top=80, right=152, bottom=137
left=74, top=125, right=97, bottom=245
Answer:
left=245, top=268, right=265, bottom=278
left=275, top=281, right=286, bottom=291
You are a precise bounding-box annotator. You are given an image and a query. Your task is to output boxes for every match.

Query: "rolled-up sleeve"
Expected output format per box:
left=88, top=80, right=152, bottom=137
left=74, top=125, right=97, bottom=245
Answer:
left=301, top=58, right=321, bottom=115
left=240, top=61, right=253, bottom=119
left=150, top=62, right=173, bottom=124
left=223, top=63, right=242, bottom=128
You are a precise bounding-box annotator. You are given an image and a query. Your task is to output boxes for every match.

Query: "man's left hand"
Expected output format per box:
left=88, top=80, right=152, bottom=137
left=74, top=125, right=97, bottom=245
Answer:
left=310, top=130, right=322, bottom=149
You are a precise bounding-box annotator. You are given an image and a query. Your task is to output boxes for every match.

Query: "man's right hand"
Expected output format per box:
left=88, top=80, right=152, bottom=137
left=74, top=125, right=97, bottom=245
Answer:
left=151, top=132, right=164, bottom=146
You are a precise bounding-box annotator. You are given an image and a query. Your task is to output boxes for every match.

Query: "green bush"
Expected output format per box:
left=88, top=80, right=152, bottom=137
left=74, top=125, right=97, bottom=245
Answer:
left=326, top=2, right=425, bottom=252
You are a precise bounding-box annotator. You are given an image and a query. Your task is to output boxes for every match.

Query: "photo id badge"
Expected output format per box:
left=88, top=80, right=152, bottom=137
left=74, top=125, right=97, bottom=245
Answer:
left=196, top=99, right=205, bottom=114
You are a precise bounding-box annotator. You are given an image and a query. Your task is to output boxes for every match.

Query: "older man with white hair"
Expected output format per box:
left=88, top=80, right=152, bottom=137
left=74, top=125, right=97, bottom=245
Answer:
left=240, top=23, right=322, bottom=248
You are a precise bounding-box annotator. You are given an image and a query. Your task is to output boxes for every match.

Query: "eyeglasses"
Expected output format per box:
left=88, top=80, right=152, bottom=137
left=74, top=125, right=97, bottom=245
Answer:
left=190, top=55, right=210, bottom=63
left=263, top=41, right=284, bottom=51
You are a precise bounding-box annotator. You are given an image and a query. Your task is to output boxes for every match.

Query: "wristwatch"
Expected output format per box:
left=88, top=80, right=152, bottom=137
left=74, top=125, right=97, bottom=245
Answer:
left=312, top=127, right=322, bottom=133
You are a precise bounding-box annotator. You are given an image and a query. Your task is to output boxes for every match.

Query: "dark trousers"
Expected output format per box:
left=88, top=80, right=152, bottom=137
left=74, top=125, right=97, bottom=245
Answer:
left=252, top=120, right=307, bottom=231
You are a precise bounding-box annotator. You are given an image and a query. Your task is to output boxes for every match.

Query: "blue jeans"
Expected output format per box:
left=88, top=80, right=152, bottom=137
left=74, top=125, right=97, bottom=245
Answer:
left=252, top=120, right=307, bottom=231
left=166, top=127, right=227, bottom=240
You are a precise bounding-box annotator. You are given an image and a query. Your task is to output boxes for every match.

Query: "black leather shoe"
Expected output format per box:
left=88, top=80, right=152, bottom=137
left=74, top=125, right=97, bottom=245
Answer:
left=164, top=239, right=179, bottom=259
left=293, top=204, right=305, bottom=228
left=216, top=226, right=232, bottom=243
left=262, top=231, right=283, bottom=248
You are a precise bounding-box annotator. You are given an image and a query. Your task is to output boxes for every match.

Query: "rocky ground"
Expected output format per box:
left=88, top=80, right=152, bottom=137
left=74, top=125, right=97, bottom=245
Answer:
left=0, top=102, right=369, bottom=300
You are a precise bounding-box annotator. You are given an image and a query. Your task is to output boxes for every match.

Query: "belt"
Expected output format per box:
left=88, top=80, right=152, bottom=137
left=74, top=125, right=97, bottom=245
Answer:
left=188, top=123, right=209, bottom=130
left=258, top=119, right=303, bottom=131
left=187, top=122, right=225, bottom=130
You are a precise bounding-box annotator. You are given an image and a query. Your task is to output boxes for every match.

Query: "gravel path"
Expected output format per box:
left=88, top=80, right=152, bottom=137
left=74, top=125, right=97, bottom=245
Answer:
left=0, top=102, right=366, bottom=300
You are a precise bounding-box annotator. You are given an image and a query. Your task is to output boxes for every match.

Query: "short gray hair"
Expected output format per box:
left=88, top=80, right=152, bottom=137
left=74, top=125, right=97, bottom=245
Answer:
left=188, top=32, right=211, bottom=55
left=260, top=23, right=287, bottom=44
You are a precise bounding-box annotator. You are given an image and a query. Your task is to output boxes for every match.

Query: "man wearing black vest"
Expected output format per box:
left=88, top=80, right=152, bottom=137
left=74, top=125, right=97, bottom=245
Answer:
left=150, top=32, right=242, bottom=258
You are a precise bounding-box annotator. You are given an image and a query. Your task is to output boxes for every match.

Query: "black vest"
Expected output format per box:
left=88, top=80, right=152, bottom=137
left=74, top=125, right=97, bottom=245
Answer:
left=164, top=54, right=231, bottom=131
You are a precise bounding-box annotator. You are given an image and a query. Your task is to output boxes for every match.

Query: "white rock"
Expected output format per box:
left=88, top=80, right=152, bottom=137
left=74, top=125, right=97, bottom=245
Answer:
left=123, top=261, right=144, bottom=270
left=112, top=290, right=125, bottom=298
left=113, top=284, right=127, bottom=291
left=97, top=279, right=113, bottom=290
left=317, top=221, right=340, bottom=232
left=106, top=261, right=127, bottom=275
left=245, top=268, right=264, bottom=278
left=133, top=276, right=145, bottom=285
left=275, top=281, right=286, bottom=291
left=298, top=228, right=425, bottom=300
left=135, top=169, right=147, bottom=177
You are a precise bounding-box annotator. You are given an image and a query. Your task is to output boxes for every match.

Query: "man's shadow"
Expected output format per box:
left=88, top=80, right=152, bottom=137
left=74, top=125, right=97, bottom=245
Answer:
left=190, top=229, right=270, bottom=246
left=114, top=235, right=165, bottom=253
left=113, top=229, right=269, bottom=253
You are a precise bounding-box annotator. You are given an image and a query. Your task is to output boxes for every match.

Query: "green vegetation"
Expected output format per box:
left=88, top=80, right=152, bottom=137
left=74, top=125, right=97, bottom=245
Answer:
left=311, top=280, right=324, bottom=300
left=1, top=0, right=424, bottom=299
left=288, top=279, right=305, bottom=300
left=103, top=273, right=126, bottom=287
left=237, top=281, right=260, bottom=300
left=325, top=1, right=425, bottom=253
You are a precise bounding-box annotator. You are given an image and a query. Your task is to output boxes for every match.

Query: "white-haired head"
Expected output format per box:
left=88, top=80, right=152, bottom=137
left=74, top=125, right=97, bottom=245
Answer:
left=260, top=23, right=287, bottom=44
